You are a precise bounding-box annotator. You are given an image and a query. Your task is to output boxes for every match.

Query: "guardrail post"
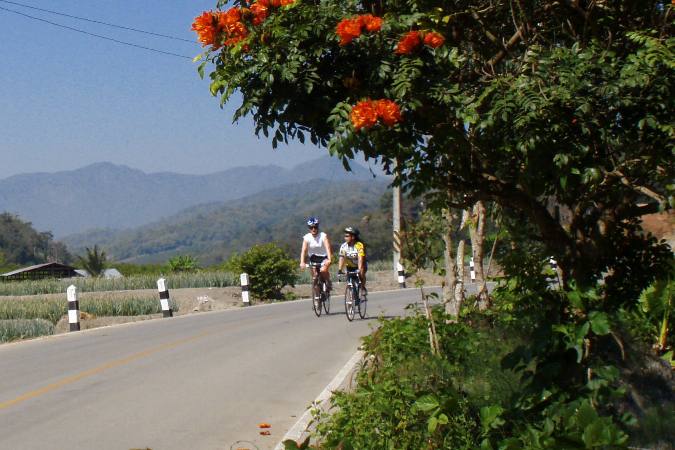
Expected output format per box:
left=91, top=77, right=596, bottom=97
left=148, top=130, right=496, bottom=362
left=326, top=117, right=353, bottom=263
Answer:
left=469, top=257, right=476, bottom=283
left=157, top=278, right=173, bottom=318
left=396, top=262, right=406, bottom=288
left=67, top=285, right=80, bottom=332
left=240, top=273, right=250, bottom=306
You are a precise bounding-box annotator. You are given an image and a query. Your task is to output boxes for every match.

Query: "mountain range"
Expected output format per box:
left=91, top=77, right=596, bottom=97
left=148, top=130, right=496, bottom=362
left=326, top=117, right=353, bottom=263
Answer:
left=0, top=157, right=381, bottom=237
left=62, top=179, right=392, bottom=265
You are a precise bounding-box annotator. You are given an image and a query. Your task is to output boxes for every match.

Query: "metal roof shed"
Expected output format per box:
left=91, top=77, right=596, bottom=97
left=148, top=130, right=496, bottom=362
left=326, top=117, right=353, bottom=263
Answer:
left=0, top=262, right=79, bottom=281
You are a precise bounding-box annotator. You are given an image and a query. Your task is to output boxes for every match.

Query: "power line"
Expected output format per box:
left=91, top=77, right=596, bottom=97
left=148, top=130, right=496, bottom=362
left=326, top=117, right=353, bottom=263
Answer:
left=0, top=0, right=197, bottom=43
left=0, top=5, right=193, bottom=60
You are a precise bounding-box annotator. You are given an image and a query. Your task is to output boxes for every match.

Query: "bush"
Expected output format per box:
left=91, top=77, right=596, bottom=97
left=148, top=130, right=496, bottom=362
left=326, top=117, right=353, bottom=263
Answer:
left=224, top=243, right=297, bottom=300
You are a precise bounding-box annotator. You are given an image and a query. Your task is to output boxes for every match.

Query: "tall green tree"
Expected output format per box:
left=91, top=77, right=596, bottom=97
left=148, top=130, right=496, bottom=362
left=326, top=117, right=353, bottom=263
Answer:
left=78, top=245, right=107, bottom=277
left=195, top=0, right=673, bottom=298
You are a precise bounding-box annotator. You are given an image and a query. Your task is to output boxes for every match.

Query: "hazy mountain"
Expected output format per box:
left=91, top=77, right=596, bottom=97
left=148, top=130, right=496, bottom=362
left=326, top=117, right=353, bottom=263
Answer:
left=0, top=157, right=379, bottom=237
left=62, top=179, right=392, bottom=265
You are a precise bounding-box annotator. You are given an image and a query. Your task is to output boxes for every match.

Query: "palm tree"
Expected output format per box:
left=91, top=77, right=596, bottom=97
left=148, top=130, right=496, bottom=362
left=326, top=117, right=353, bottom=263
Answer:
left=78, top=245, right=107, bottom=277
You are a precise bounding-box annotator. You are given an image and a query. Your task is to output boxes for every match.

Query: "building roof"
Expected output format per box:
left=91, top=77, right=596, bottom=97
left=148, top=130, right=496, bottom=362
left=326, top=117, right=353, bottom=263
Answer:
left=1, top=262, right=77, bottom=278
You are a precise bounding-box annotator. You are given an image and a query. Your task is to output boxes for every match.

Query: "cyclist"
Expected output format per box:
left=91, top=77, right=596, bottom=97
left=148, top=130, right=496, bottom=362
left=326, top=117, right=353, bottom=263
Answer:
left=338, top=226, right=367, bottom=298
left=299, top=217, right=333, bottom=293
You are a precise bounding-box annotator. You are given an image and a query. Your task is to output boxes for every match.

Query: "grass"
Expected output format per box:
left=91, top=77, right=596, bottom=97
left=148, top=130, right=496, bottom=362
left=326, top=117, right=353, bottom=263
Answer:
left=0, top=295, right=179, bottom=323
left=0, top=319, right=54, bottom=343
left=0, top=271, right=238, bottom=296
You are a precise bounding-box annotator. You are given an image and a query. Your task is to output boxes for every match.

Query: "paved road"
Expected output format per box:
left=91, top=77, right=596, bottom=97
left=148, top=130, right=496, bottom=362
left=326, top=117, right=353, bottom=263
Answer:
left=0, top=287, right=446, bottom=450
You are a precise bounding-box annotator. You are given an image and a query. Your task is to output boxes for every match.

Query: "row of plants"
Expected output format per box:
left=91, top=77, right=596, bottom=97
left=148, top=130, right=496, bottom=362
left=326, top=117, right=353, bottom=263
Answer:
left=0, top=295, right=178, bottom=325
left=0, top=271, right=239, bottom=297
left=0, top=319, right=55, bottom=343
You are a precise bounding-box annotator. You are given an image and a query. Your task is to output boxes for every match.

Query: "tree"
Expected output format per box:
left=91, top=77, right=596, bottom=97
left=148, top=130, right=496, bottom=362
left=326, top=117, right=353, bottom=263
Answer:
left=167, top=255, right=200, bottom=272
left=78, top=245, right=107, bottom=277
left=224, top=243, right=297, bottom=300
left=194, top=0, right=673, bottom=304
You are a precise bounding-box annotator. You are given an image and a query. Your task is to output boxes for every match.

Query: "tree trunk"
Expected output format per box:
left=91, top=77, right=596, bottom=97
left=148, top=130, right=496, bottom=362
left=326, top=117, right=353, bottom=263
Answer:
left=455, top=239, right=466, bottom=308
left=442, top=209, right=460, bottom=318
left=471, top=201, right=490, bottom=308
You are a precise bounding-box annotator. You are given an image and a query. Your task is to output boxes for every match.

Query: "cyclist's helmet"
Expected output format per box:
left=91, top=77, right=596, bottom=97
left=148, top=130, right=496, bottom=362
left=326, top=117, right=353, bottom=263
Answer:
left=306, top=217, right=320, bottom=227
left=344, top=226, right=360, bottom=237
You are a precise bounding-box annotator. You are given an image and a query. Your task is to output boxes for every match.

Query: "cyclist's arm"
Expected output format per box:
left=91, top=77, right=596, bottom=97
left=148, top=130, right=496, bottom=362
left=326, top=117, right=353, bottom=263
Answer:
left=337, top=251, right=345, bottom=272
left=323, top=236, right=333, bottom=267
left=356, top=243, right=366, bottom=275
left=299, top=240, right=308, bottom=268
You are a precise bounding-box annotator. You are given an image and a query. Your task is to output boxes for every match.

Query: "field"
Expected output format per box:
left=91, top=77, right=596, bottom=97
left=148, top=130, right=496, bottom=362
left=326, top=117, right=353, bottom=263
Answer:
left=0, top=266, right=443, bottom=344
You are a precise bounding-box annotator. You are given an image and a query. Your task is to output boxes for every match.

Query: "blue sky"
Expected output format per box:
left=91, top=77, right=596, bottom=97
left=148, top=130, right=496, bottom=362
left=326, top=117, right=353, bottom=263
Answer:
left=0, top=0, right=327, bottom=179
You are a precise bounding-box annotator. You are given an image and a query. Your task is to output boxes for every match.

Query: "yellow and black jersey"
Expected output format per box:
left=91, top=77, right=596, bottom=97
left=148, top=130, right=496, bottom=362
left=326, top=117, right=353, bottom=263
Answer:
left=339, top=241, right=366, bottom=269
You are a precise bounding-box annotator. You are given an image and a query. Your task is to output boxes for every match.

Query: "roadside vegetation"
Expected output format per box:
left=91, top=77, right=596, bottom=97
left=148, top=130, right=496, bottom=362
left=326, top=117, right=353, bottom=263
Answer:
left=0, top=295, right=178, bottom=343
left=0, top=271, right=239, bottom=297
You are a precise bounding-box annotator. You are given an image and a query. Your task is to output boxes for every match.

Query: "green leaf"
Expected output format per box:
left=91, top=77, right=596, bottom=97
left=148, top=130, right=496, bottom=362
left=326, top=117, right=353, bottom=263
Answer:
left=427, top=416, right=438, bottom=433
left=480, top=405, right=505, bottom=433
left=414, top=394, right=439, bottom=412
left=588, top=311, right=610, bottom=335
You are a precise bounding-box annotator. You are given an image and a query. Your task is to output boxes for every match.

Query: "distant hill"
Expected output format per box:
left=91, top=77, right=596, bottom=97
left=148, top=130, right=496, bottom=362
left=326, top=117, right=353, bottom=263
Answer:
left=0, top=157, right=379, bottom=237
left=0, top=213, right=71, bottom=270
left=62, top=179, right=393, bottom=265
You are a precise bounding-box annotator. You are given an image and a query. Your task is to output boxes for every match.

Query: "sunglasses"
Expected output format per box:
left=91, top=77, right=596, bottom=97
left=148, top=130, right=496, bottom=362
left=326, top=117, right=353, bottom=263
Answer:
left=344, top=234, right=353, bottom=238
left=308, top=225, right=318, bottom=230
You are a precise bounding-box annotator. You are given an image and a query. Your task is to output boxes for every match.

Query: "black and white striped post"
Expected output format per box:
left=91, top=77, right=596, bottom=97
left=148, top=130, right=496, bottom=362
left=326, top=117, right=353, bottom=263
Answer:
left=240, top=273, right=250, bottom=306
left=549, top=257, right=561, bottom=286
left=67, top=285, right=80, bottom=332
left=156, top=278, right=173, bottom=318
left=396, top=262, right=406, bottom=288
left=469, top=257, right=476, bottom=283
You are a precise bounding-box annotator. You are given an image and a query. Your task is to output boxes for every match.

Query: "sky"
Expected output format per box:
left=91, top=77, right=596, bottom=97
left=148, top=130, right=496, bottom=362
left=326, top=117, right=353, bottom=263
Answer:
left=0, top=0, right=330, bottom=179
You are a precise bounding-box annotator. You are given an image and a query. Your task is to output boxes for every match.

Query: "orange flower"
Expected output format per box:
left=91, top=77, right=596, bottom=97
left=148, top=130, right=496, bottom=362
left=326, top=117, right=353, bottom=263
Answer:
left=250, top=1, right=269, bottom=25
left=192, top=11, right=221, bottom=47
left=336, top=18, right=362, bottom=46
left=375, top=100, right=402, bottom=126
left=279, top=0, right=296, bottom=5
left=350, top=100, right=379, bottom=130
left=395, top=31, right=421, bottom=55
left=423, top=31, right=445, bottom=48
left=219, top=7, right=242, bottom=26
left=336, top=14, right=383, bottom=46
left=351, top=99, right=402, bottom=130
left=360, top=14, right=383, bottom=32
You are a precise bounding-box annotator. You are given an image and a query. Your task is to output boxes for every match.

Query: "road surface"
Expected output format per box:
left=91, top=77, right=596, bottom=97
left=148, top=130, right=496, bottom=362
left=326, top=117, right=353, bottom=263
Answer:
left=1, top=287, right=444, bottom=450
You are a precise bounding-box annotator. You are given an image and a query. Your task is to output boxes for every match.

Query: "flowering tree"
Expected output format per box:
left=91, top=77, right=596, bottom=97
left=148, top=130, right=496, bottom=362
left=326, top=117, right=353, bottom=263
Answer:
left=193, top=1, right=673, bottom=301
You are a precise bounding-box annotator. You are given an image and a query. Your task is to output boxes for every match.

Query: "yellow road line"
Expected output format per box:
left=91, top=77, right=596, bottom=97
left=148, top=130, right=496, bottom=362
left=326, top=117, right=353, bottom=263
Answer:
left=0, top=330, right=212, bottom=410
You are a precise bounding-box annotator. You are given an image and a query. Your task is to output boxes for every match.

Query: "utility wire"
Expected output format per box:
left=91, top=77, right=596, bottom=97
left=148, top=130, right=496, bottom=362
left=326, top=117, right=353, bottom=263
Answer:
left=0, top=5, right=193, bottom=60
left=0, top=0, right=197, bottom=43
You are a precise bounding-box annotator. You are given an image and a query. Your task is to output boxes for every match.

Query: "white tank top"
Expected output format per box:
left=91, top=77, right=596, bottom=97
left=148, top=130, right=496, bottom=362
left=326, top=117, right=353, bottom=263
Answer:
left=304, top=232, right=327, bottom=257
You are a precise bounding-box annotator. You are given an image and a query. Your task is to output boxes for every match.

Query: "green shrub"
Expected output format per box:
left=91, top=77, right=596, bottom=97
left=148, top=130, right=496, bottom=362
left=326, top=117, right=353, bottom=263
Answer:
left=224, top=243, right=297, bottom=300
left=0, top=319, right=54, bottom=342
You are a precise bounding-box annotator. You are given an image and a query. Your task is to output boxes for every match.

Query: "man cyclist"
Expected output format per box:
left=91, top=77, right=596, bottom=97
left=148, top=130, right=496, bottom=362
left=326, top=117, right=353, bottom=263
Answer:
left=299, top=217, right=333, bottom=294
left=338, top=226, right=367, bottom=299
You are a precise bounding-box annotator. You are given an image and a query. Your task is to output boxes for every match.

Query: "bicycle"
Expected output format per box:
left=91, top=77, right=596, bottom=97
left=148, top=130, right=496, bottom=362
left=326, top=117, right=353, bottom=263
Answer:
left=339, top=269, right=367, bottom=321
left=308, top=261, right=330, bottom=317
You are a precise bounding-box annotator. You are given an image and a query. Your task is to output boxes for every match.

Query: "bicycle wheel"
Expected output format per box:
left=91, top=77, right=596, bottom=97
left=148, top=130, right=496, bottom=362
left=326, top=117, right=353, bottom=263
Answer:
left=312, top=279, right=322, bottom=317
left=322, top=281, right=330, bottom=314
left=358, top=286, right=367, bottom=319
left=344, top=285, right=355, bottom=321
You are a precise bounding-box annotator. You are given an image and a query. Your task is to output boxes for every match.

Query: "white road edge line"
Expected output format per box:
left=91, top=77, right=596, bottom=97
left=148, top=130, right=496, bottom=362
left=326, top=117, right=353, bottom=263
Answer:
left=274, top=349, right=365, bottom=450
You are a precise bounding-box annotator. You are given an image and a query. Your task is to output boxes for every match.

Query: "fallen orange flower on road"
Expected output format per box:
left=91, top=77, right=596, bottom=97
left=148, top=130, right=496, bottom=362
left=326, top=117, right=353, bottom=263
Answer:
left=258, top=422, right=271, bottom=428
left=259, top=430, right=271, bottom=435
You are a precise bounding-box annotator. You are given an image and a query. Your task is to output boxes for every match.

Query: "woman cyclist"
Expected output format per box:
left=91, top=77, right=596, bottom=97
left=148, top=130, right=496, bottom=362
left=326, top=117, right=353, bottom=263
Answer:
left=299, top=217, right=333, bottom=293
left=338, top=226, right=367, bottom=297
